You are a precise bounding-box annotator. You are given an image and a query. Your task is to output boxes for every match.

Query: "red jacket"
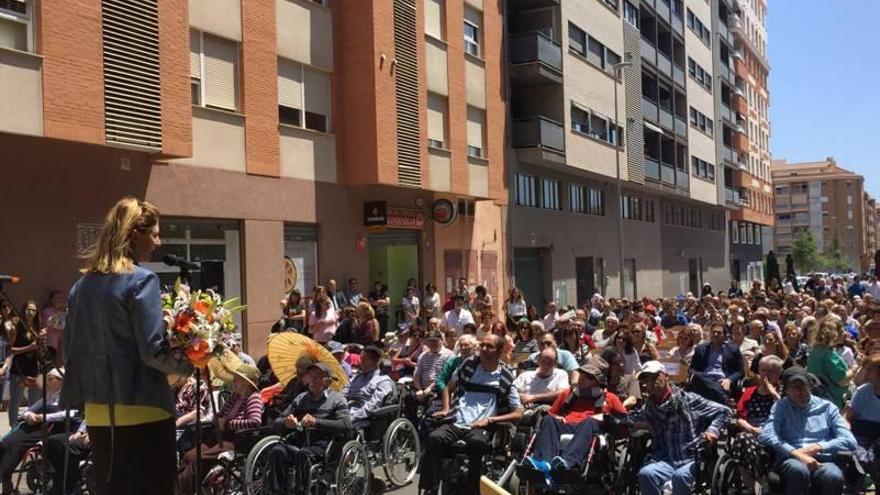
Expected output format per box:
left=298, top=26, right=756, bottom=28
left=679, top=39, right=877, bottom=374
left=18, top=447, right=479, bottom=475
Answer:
left=549, top=388, right=626, bottom=425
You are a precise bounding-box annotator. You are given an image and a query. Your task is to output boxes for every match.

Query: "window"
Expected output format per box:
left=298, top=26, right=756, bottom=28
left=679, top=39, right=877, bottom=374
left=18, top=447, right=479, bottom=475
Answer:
left=568, top=22, right=620, bottom=75
left=686, top=8, right=711, bottom=45
left=427, top=92, right=447, bottom=149
left=0, top=0, right=31, bottom=51
left=687, top=57, right=712, bottom=92
left=600, top=0, right=619, bottom=11
left=515, top=174, right=537, bottom=207
left=466, top=106, right=485, bottom=158
left=277, top=58, right=331, bottom=132
left=463, top=6, right=481, bottom=57
left=570, top=103, right=622, bottom=146
left=568, top=23, right=586, bottom=56
left=570, top=184, right=586, bottom=213
left=691, top=157, right=715, bottom=180
left=731, top=220, right=739, bottom=243
left=424, top=0, right=444, bottom=40
left=190, top=31, right=240, bottom=112
left=621, top=195, right=654, bottom=222
left=541, top=179, right=561, bottom=210
left=689, top=107, right=713, bottom=136
left=571, top=184, right=606, bottom=216
left=753, top=225, right=761, bottom=245
left=623, top=1, right=639, bottom=28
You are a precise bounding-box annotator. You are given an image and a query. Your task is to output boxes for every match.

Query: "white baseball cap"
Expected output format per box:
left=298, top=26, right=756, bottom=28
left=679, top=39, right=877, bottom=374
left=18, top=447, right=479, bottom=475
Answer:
left=636, top=361, right=667, bottom=378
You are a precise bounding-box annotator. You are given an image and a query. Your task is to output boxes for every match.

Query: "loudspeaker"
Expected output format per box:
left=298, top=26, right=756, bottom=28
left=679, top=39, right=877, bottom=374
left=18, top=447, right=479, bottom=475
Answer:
left=199, top=260, right=225, bottom=294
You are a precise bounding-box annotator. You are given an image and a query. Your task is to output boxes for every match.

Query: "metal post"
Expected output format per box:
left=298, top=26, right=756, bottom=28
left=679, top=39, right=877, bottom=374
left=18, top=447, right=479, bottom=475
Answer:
left=613, top=61, right=630, bottom=298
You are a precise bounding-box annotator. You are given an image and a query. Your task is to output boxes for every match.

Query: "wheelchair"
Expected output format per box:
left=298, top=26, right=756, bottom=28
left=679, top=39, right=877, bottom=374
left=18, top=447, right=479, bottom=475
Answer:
left=511, top=411, right=620, bottom=495
left=200, top=426, right=273, bottom=495
left=9, top=440, right=95, bottom=495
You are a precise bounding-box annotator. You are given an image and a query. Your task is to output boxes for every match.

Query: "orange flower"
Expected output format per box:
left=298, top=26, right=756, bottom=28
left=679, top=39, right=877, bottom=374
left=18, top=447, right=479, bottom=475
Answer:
left=174, top=313, right=193, bottom=333
left=186, top=340, right=210, bottom=367
left=194, top=300, right=211, bottom=316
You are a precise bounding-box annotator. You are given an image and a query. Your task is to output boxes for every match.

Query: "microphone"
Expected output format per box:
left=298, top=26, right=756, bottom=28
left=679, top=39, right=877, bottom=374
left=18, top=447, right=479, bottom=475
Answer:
left=0, top=275, right=21, bottom=284
left=162, top=255, right=200, bottom=271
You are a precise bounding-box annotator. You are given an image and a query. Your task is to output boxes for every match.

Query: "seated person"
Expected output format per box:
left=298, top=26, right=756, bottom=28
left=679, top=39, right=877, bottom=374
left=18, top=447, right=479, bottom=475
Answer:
left=177, top=363, right=264, bottom=495
left=759, top=367, right=857, bottom=495
left=730, top=355, right=783, bottom=484
left=0, top=368, right=74, bottom=493
left=347, top=346, right=394, bottom=428
left=632, top=361, right=731, bottom=495
left=525, top=357, right=625, bottom=476
left=409, top=330, right=454, bottom=416
left=601, top=347, right=642, bottom=409
left=520, top=334, right=579, bottom=379
left=174, top=372, right=211, bottom=428
left=419, top=334, right=524, bottom=495
left=266, top=356, right=319, bottom=419
left=267, top=363, right=351, bottom=495
left=46, top=421, right=90, bottom=495
left=434, top=334, right=477, bottom=394
left=513, top=348, right=569, bottom=409
left=845, top=354, right=880, bottom=486
left=327, top=341, right=353, bottom=380
left=687, top=323, right=744, bottom=405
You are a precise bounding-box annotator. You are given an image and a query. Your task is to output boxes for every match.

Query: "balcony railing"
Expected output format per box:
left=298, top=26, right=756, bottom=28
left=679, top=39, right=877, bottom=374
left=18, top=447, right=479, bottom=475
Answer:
left=725, top=187, right=736, bottom=204
left=718, top=21, right=729, bottom=42
left=676, top=169, right=690, bottom=189
left=720, top=102, right=733, bottom=122
left=659, top=107, right=674, bottom=130
left=509, top=31, right=562, bottom=72
left=657, top=51, right=672, bottom=77
left=513, top=116, right=565, bottom=152
left=673, top=64, right=685, bottom=86
left=723, top=145, right=735, bottom=163
left=661, top=163, right=675, bottom=185
left=642, top=97, right=659, bottom=122
left=719, top=63, right=733, bottom=82
left=641, top=39, right=657, bottom=65
left=672, top=14, right=684, bottom=36
left=674, top=116, right=687, bottom=136
left=645, top=158, right=661, bottom=180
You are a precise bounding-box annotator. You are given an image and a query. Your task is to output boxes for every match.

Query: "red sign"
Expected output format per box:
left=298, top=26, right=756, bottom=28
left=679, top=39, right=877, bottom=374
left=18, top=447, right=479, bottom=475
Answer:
left=387, top=208, right=427, bottom=229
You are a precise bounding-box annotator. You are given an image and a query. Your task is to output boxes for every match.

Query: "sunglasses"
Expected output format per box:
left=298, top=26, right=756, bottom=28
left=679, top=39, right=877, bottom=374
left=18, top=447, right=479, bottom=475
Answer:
left=538, top=341, right=553, bottom=347
left=479, top=343, right=497, bottom=350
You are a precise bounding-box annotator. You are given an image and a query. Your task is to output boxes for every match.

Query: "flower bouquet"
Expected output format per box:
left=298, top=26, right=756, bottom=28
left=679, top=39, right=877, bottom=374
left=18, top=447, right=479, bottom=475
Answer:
left=162, top=278, right=245, bottom=367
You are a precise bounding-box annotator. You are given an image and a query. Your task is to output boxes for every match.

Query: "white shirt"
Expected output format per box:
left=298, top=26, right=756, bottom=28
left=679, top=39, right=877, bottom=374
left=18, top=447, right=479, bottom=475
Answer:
left=443, top=308, right=475, bottom=335
left=868, top=282, right=880, bottom=299
left=542, top=313, right=558, bottom=332
left=513, top=368, right=569, bottom=395
left=506, top=300, right=527, bottom=317
left=402, top=296, right=420, bottom=323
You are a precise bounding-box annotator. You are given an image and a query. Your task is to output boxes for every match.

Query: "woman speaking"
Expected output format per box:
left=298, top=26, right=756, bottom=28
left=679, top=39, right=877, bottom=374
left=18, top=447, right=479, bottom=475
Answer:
left=63, top=197, right=193, bottom=495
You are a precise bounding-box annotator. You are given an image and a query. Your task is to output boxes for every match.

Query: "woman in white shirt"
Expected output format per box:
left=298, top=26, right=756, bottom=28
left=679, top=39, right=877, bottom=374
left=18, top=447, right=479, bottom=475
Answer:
left=504, top=287, right=527, bottom=329
left=421, top=283, right=442, bottom=320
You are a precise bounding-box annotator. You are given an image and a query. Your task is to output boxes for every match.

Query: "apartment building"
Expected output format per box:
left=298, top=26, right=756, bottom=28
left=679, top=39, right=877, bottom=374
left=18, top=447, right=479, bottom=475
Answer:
left=714, top=0, right=772, bottom=285
left=865, top=194, right=877, bottom=263
left=507, top=0, right=728, bottom=306
left=772, top=159, right=867, bottom=272
left=0, top=0, right=507, bottom=356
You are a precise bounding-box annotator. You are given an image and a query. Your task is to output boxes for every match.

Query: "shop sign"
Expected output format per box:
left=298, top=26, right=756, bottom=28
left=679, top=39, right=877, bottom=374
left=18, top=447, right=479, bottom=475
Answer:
left=431, top=199, right=456, bottom=225
left=364, top=201, right=388, bottom=226
left=387, top=207, right=427, bottom=229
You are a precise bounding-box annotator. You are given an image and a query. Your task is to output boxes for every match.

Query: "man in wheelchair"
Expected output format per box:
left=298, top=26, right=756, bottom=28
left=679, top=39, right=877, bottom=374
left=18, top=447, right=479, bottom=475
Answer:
left=759, top=366, right=856, bottom=495
left=524, top=357, right=625, bottom=477
left=418, top=333, right=523, bottom=495
left=347, top=345, right=395, bottom=428
left=846, top=354, right=880, bottom=485
left=512, top=348, right=569, bottom=411
left=266, top=363, right=352, bottom=495
left=631, top=360, right=732, bottom=495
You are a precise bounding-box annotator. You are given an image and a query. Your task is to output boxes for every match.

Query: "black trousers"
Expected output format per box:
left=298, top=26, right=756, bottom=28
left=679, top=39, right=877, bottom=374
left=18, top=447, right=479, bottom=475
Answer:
left=533, top=416, right=600, bottom=468
left=0, top=423, right=46, bottom=488
left=46, top=432, right=90, bottom=495
left=90, top=417, right=176, bottom=495
left=267, top=441, right=327, bottom=495
left=419, top=424, right=492, bottom=493
left=687, top=371, right=730, bottom=405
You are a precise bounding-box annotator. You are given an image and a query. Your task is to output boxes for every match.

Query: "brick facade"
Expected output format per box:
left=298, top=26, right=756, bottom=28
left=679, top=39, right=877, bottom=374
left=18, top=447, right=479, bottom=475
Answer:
left=241, top=0, right=280, bottom=177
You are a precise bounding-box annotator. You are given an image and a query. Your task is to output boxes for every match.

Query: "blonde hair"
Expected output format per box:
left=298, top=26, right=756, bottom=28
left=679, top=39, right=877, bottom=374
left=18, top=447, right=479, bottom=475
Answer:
left=83, top=197, right=159, bottom=274
left=811, top=319, right=843, bottom=348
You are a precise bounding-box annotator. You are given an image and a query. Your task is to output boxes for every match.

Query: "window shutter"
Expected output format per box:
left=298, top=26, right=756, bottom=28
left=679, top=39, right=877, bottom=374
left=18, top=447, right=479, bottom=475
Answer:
left=203, top=34, right=238, bottom=111
left=277, top=58, right=303, bottom=110
left=102, top=0, right=162, bottom=149
left=303, top=67, right=330, bottom=117
left=427, top=93, right=446, bottom=144
left=394, top=0, right=422, bottom=187
left=190, top=31, right=201, bottom=79
left=424, top=0, right=443, bottom=39
left=466, top=106, right=484, bottom=150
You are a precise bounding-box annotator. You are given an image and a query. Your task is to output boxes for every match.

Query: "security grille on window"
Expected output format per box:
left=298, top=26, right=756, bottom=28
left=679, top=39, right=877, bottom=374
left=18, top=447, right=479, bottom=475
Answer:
left=0, top=0, right=30, bottom=51
left=190, top=31, right=240, bottom=112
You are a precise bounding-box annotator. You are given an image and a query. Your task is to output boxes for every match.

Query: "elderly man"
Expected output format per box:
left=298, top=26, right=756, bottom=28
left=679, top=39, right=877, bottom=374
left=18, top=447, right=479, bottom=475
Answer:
left=443, top=295, right=475, bottom=336
left=513, top=348, right=569, bottom=408
left=633, top=361, right=731, bottom=495
left=434, top=334, right=477, bottom=394
left=688, top=323, right=744, bottom=404
left=347, top=346, right=394, bottom=427
left=419, top=334, right=524, bottom=495
left=542, top=302, right=559, bottom=334
left=521, top=334, right=579, bottom=378
left=526, top=357, right=626, bottom=476
left=591, top=313, right=619, bottom=348
left=759, top=367, right=856, bottom=495
left=405, top=330, right=454, bottom=422
left=268, top=363, right=351, bottom=495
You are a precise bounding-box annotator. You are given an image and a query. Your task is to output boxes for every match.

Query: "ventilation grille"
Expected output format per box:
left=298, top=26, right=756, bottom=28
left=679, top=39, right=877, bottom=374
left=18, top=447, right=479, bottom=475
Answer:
left=393, top=0, right=422, bottom=187
left=623, top=23, right=645, bottom=184
left=102, top=0, right=163, bottom=150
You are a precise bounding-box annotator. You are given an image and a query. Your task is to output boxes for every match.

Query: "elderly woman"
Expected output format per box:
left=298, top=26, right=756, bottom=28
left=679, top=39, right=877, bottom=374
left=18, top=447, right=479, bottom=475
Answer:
left=512, top=318, right=539, bottom=365
left=807, top=319, right=856, bottom=408
left=784, top=322, right=809, bottom=367
left=749, top=330, right=793, bottom=379
left=177, top=363, right=264, bottom=494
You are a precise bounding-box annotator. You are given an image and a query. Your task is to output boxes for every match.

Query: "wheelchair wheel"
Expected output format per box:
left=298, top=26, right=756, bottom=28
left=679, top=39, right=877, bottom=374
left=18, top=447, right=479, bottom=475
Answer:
left=23, top=457, right=52, bottom=494
left=382, top=418, right=420, bottom=487
left=711, top=453, right=746, bottom=495
left=334, top=440, right=371, bottom=495
left=244, top=435, right=281, bottom=495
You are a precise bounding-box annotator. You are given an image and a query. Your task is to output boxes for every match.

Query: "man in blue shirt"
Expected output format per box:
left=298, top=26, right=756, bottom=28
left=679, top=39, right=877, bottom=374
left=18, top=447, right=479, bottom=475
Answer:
left=687, top=324, right=744, bottom=404
left=419, top=334, right=523, bottom=495
left=346, top=346, right=394, bottom=427
left=759, top=367, right=856, bottom=495
left=660, top=299, right=689, bottom=329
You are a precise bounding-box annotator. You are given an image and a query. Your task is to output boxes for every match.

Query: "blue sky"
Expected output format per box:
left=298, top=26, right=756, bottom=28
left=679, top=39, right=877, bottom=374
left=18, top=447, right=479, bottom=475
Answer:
left=769, top=0, right=880, bottom=196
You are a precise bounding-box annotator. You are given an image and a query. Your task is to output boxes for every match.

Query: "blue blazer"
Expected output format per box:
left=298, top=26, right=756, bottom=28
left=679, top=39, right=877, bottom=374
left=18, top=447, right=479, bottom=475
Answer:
left=690, top=341, right=744, bottom=384
left=61, top=266, right=193, bottom=416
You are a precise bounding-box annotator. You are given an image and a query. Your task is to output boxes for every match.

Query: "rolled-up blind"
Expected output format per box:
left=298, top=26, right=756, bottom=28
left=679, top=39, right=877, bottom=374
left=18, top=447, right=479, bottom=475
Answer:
left=203, top=33, right=238, bottom=111
left=467, top=106, right=484, bottom=150
left=303, top=67, right=330, bottom=117
left=277, top=58, right=303, bottom=109
left=190, top=30, right=200, bottom=79
left=427, top=93, right=446, bottom=143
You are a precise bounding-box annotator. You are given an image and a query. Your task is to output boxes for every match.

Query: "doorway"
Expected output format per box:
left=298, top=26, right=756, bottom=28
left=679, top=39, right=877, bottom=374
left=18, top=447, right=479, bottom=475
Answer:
left=689, top=257, right=703, bottom=295
left=576, top=257, right=605, bottom=306
left=368, top=230, right=420, bottom=330
left=623, top=259, right=637, bottom=299
left=514, top=248, right=548, bottom=309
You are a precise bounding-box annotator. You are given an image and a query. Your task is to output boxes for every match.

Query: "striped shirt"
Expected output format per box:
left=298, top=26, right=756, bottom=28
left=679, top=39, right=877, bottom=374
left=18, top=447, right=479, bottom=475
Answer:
left=414, top=347, right=454, bottom=390
left=175, top=381, right=211, bottom=418
left=218, top=391, right=264, bottom=431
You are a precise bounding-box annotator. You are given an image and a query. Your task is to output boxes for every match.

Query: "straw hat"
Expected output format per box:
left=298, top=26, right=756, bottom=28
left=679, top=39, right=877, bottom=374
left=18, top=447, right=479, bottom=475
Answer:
left=231, top=363, right=260, bottom=391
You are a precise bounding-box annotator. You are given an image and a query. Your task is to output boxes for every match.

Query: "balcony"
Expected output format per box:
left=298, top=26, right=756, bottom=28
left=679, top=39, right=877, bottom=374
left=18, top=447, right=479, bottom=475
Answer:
left=677, top=169, right=690, bottom=190
left=657, top=52, right=672, bottom=77
left=645, top=157, right=661, bottom=181
left=509, top=32, right=564, bottom=87
left=642, top=97, right=659, bottom=122
left=661, top=163, right=675, bottom=185
left=672, top=14, right=684, bottom=36
left=719, top=63, right=733, bottom=83
left=674, top=115, right=687, bottom=136
left=717, top=22, right=729, bottom=43
left=725, top=187, right=738, bottom=206
left=655, top=0, right=670, bottom=20
left=513, top=116, right=565, bottom=152
left=719, top=102, right=733, bottom=123
left=641, top=39, right=657, bottom=66
left=672, top=64, right=685, bottom=87
left=722, top=145, right=735, bottom=163
left=659, top=107, right=674, bottom=130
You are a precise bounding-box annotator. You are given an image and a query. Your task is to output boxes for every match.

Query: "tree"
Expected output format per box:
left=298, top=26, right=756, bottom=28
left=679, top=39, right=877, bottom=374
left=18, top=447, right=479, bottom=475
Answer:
left=821, top=235, right=850, bottom=273
left=791, top=229, right=821, bottom=273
